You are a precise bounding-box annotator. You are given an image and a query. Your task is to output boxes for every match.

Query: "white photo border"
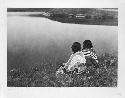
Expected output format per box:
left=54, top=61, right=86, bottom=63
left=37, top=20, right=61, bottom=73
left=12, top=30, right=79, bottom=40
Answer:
left=0, top=0, right=125, bottom=98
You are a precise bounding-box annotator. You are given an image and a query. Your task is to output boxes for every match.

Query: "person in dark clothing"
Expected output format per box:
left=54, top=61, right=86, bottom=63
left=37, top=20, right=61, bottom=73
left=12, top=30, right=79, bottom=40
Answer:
left=82, top=40, right=98, bottom=64
left=82, top=40, right=99, bottom=76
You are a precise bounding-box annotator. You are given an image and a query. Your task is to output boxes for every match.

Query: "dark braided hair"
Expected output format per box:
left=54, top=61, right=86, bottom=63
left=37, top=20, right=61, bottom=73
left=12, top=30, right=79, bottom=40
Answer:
left=71, top=42, right=81, bottom=53
left=83, top=40, right=93, bottom=49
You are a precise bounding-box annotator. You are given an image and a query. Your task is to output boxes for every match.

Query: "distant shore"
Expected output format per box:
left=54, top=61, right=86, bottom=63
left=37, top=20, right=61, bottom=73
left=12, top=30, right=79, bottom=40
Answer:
left=7, top=8, right=118, bottom=26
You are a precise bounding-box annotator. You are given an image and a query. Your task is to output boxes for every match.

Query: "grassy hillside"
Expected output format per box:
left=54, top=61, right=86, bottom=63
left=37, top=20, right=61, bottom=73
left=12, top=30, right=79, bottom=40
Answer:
left=7, top=52, right=118, bottom=87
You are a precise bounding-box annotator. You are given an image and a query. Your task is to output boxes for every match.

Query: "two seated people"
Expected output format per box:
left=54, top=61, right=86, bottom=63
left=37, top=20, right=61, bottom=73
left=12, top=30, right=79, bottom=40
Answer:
left=56, top=40, right=99, bottom=78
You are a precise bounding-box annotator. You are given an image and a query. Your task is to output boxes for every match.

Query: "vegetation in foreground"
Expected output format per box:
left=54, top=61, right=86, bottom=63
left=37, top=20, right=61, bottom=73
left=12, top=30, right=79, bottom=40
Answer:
left=7, top=52, right=118, bottom=87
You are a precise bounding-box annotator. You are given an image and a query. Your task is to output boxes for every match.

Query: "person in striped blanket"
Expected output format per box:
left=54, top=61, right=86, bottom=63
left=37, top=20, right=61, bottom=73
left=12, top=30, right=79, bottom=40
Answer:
left=82, top=40, right=99, bottom=77
left=82, top=40, right=98, bottom=64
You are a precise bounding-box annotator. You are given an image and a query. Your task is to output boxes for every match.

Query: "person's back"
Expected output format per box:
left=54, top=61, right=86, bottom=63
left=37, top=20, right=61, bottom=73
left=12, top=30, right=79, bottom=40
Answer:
left=56, top=42, right=87, bottom=75
left=64, top=51, right=86, bottom=72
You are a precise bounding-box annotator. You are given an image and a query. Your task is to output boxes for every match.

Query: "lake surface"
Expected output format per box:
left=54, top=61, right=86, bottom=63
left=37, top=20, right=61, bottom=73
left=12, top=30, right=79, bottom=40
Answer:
left=7, top=12, right=118, bottom=70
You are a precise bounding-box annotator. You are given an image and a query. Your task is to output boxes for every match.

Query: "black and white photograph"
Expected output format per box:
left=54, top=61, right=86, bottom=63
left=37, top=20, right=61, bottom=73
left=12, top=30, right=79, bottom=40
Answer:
left=7, top=8, right=118, bottom=87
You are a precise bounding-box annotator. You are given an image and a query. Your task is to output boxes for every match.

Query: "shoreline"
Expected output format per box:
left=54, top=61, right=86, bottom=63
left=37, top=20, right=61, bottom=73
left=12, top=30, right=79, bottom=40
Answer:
left=7, top=8, right=118, bottom=26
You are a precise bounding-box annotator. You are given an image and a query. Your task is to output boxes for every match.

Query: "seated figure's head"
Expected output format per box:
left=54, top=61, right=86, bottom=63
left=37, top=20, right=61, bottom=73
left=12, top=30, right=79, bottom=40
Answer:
left=71, top=42, right=81, bottom=53
left=83, top=40, right=93, bottom=49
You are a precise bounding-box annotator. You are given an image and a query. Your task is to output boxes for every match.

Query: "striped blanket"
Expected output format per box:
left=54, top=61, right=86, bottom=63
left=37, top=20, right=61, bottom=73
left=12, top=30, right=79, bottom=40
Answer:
left=82, top=48, right=98, bottom=63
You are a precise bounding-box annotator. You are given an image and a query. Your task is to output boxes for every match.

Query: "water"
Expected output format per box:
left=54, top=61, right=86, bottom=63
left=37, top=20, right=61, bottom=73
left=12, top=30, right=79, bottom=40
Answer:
left=7, top=12, right=118, bottom=70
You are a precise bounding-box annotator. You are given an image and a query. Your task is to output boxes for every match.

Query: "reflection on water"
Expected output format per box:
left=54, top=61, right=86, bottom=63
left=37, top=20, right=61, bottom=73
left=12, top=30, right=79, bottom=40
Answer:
left=7, top=12, right=118, bottom=70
